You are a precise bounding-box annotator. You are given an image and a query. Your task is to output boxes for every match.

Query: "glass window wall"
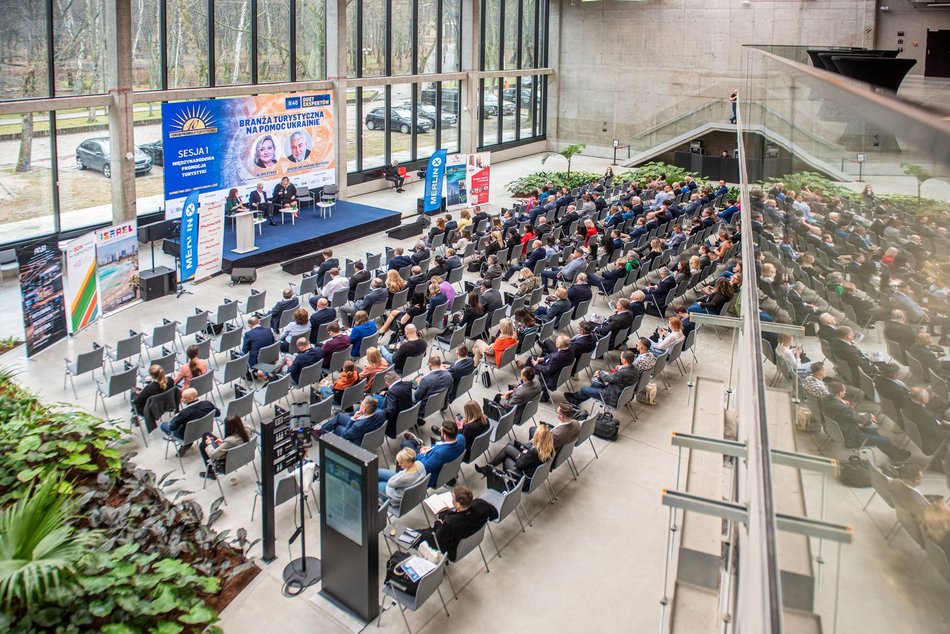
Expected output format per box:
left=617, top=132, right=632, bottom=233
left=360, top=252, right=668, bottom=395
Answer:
left=0, top=0, right=50, bottom=100
left=258, top=0, right=292, bottom=83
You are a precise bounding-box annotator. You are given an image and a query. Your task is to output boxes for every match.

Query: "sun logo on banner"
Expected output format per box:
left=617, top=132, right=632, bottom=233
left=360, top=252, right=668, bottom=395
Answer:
left=169, top=105, right=218, bottom=138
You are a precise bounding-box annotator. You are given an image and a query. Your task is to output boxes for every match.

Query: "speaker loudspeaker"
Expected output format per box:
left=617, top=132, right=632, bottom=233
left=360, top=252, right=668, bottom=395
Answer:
left=230, top=267, right=257, bottom=285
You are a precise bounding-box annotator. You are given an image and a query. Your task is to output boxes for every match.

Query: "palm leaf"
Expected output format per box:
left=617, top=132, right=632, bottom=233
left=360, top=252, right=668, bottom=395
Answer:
left=0, top=478, right=95, bottom=609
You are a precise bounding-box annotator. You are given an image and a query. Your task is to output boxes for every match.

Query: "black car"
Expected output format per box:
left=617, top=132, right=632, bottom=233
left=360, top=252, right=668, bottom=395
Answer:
left=364, top=107, right=432, bottom=134
left=420, top=88, right=461, bottom=115
left=503, top=86, right=541, bottom=107
left=139, top=139, right=164, bottom=166
left=75, top=138, right=152, bottom=177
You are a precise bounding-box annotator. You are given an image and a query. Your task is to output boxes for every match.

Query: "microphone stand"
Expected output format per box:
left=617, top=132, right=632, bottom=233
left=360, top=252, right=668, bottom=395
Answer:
left=172, top=256, right=194, bottom=298
left=282, top=429, right=321, bottom=591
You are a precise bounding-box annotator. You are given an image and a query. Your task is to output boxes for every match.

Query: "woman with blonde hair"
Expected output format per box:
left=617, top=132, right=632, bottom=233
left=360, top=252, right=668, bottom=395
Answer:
left=923, top=500, right=950, bottom=554
left=360, top=346, right=389, bottom=392
left=457, top=209, right=472, bottom=233
left=513, top=266, right=539, bottom=298
left=385, top=269, right=406, bottom=294
left=485, top=230, right=505, bottom=256
left=476, top=424, right=554, bottom=487
left=472, top=318, right=518, bottom=365
left=133, top=364, right=178, bottom=415
left=651, top=316, right=684, bottom=357
left=377, top=447, right=427, bottom=511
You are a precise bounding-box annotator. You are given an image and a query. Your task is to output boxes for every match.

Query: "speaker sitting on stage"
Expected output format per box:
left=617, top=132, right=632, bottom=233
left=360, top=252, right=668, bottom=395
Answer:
left=273, top=176, right=297, bottom=209
left=248, top=182, right=276, bottom=226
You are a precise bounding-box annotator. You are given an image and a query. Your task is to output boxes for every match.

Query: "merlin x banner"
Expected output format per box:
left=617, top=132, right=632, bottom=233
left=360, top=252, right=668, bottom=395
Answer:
left=423, top=149, right=448, bottom=213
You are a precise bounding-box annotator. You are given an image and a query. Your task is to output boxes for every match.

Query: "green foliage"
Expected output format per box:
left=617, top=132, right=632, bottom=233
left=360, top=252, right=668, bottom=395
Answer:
left=0, top=478, right=95, bottom=610
left=901, top=163, right=934, bottom=203
left=877, top=194, right=947, bottom=217
left=761, top=171, right=860, bottom=202
left=7, top=543, right=223, bottom=634
left=505, top=170, right=601, bottom=197
left=541, top=144, right=585, bottom=175
left=0, top=384, right=124, bottom=506
left=614, top=161, right=699, bottom=186
left=0, top=372, right=254, bottom=632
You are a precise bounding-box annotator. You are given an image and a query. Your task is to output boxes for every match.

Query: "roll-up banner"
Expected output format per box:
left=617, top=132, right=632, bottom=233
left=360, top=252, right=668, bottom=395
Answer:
left=95, top=221, right=140, bottom=316
left=63, top=232, right=99, bottom=334
left=423, top=149, right=448, bottom=213
left=179, top=191, right=200, bottom=282
left=445, top=154, right=468, bottom=210
left=194, top=194, right=225, bottom=281
left=18, top=239, right=68, bottom=357
left=467, top=152, right=491, bottom=206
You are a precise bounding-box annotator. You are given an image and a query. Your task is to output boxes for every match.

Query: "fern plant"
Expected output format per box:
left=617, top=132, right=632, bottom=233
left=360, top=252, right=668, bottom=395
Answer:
left=0, top=478, right=94, bottom=610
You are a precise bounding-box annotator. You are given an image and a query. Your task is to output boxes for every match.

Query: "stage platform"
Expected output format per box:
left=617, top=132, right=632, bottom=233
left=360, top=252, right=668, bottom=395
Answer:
left=214, top=201, right=402, bottom=272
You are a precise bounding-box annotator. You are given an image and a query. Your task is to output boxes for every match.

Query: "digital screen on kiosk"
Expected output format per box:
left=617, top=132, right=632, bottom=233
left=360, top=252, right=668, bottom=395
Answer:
left=324, top=448, right=364, bottom=546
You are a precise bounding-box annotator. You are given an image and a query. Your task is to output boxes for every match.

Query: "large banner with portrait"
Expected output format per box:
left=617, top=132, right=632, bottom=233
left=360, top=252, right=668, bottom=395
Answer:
left=161, top=93, right=335, bottom=218
left=18, top=239, right=68, bottom=357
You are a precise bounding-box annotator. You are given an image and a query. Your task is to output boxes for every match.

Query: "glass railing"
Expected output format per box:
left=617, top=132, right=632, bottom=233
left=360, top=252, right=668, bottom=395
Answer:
left=731, top=47, right=950, bottom=634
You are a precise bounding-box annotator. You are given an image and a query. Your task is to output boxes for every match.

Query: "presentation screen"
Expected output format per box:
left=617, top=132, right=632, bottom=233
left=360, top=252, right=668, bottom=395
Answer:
left=161, top=92, right=335, bottom=216
left=324, top=447, right=364, bottom=546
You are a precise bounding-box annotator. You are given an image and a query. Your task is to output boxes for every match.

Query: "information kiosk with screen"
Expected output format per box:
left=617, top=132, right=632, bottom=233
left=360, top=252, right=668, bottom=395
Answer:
left=318, top=433, right=380, bottom=623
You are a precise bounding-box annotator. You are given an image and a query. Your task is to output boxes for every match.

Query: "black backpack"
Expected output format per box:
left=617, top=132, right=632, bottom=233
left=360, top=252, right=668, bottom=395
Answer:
left=593, top=412, right=620, bottom=441
left=839, top=455, right=871, bottom=488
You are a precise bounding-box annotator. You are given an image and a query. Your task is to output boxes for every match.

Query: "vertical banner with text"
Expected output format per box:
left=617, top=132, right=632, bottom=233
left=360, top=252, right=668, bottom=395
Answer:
left=423, top=149, right=448, bottom=213
left=96, top=221, right=140, bottom=316
left=444, top=154, right=468, bottom=211
left=467, top=152, right=491, bottom=206
left=179, top=191, right=200, bottom=282
left=18, top=239, right=68, bottom=357
left=195, top=195, right=225, bottom=280
left=63, top=232, right=100, bottom=334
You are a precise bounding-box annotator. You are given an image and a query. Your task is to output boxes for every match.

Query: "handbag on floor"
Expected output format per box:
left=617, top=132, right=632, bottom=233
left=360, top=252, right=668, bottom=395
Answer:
left=481, top=369, right=492, bottom=388
left=593, top=412, right=620, bottom=441
left=839, top=455, right=871, bottom=488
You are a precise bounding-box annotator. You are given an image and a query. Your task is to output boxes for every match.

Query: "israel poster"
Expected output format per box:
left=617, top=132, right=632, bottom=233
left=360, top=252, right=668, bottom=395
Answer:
left=444, top=153, right=468, bottom=210
left=95, top=221, right=140, bottom=315
left=63, top=232, right=100, bottom=334
left=162, top=92, right=335, bottom=218
left=467, top=152, right=491, bottom=206
left=18, top=239, right=68, bottom=357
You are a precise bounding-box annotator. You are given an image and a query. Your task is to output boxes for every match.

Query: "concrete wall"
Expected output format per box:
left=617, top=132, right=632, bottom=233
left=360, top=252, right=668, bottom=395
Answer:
left=875, top=1, right=950, bottom=76
left=551, top=0, right=876, bottom=158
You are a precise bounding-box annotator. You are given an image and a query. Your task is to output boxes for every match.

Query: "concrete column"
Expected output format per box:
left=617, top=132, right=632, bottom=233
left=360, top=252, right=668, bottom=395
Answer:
left=105, top=0, right=137, bottom=223
left=328, top=0, right=349, bottom=197
left=545, top=0, right=561, bottom=152
left=459, top=0, right=480, bottom=153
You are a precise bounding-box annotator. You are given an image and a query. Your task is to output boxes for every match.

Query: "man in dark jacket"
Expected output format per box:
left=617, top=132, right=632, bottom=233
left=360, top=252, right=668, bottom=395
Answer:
left=348, top=261, right=372, bottom=301
left=502, top=240, right=546, bottom=281
left=902, top=387, right=950, bottom=456
left=312, top=249, right=339, bottom=286
left=523, top=335, right=575, bottom=399
left=308, top=298, right=337, bottom=343
left=595, top=298, right=634, bottom=348
left=387, top=247, right=414, bottom=271
left=268, top=288, right=300, bottom=332
left=821, top=381, right=910, bottom=461
left=288, top=338, right=324, bottom=385
left=567, top=273, right=593, bottom=309
left=644, top=268, right=677, bottom=314
left=382, top=372, right=415, bottom=437
left=415, top=355, right=455, bottom=409
left=321, top=396, right=386, bottom=444
left=242, top=316, right=276, bottom=366
left=566, top=350, right=638, bottom=407
left=478, top=279, right=503, bottom=315
left=417, top=485, right=498, bottom=561
left=446, top=345, right=475, bottom=400
left=161, top=388, right=220, bottom=453
left=410, top=242, right=430, bottom=265
left=542, top=320, right=597, bottom=357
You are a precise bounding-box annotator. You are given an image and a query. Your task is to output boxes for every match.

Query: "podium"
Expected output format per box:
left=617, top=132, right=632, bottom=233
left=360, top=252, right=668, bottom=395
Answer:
left=232, top=212, right=258, bottom=254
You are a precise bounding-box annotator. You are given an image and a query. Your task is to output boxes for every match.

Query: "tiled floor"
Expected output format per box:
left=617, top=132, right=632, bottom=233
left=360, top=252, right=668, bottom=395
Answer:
left=1, top=153, right=947, bottom=633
